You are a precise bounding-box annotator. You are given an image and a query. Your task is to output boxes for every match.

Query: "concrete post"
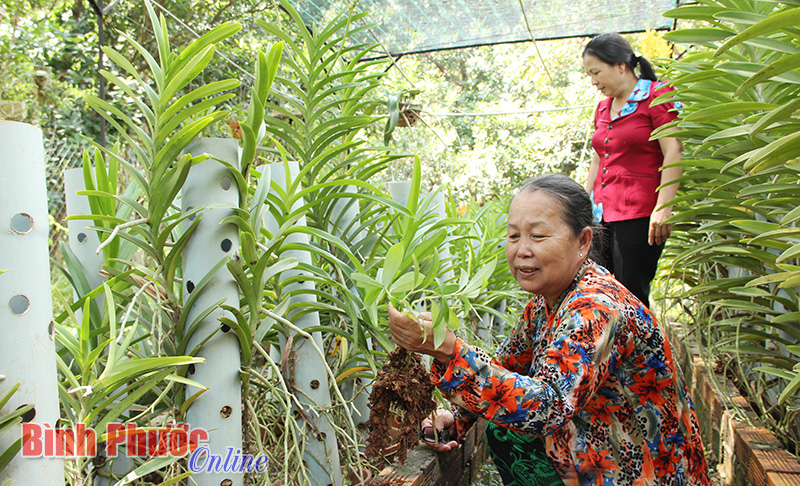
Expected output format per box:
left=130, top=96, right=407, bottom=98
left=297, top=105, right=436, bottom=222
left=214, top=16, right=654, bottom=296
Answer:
left=0, top=121, right=65, bottom=484
left=181, top=138, right=242, bottom=486
left=264, top=161, right=342, bottom=486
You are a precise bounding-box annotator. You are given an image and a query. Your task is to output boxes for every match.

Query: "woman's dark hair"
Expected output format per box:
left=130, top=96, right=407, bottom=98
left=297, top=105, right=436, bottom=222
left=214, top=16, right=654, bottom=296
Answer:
left=582, top=33, right=657, bottom=82
left=517, top=174, right=603, bottom=260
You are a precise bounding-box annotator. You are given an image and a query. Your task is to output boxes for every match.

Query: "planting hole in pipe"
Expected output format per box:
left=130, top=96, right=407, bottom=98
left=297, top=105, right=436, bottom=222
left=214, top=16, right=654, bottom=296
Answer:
left=9, top=294, right=30, bottom=315
left=18, top=405, right=35, bottom=423
left=221, top=238, right=232, bottom=252
left=221, top=323, right=231, bottom=333
left=11, top=213, right=33, bottom=234
left=77, top=232, right=88, bottom=243
left=186, top=280, right=195, bottom=293
left=188, top=364, right=196, bottom=375
left=187, top=206, right=196, bottom=221
left=48, top=320, right=54, bottom=340
left=310, top=379, right=320, bottom=390
left=317, top=432, right=326, bottom=441
left=220, top=176, right=232, bottom=191
left=221, top=480, right=233, bottom=486
left=220, top=405, right=232, bottom=419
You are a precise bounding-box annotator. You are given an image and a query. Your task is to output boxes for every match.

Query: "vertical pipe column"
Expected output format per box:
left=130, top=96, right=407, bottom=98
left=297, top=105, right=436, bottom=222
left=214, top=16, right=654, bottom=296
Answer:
left=264, top=161, right=341, bottom=486
left=329, top=188, right=371, bottom=441
left=476, top=312, right=492, bottom=343
left=423, top=191, right=455, bottom=283
left=181, top=138, right=242, bottom=486
left=0, top=121, right=65, bottom=484
left=64, top=168, right=105, bottom=292
left=64, top=168, right=135, bottom=484
left=63, top=168, right=106, bottom=324
left=493, top=298, right=508, bottom=337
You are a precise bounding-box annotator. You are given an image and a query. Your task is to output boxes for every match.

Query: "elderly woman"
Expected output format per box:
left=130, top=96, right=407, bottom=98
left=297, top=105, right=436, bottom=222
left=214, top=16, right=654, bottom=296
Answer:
left=388, top=175, right=710, bottom=486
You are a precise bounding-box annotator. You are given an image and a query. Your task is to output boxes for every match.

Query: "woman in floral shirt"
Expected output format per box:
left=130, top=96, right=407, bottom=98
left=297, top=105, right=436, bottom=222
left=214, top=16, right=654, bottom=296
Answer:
left=388, top=174, right=710, bottom=486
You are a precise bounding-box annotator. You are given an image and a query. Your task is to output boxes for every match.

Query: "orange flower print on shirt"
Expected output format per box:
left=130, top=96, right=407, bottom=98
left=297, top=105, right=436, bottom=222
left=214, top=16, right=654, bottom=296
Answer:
left=630, top=369, right=671, bottom=407
left=577, top=446, right=617, bottom=486
left=585, top=394, right=622, bottom=426
left=484, top=376, right=525, bottom=417
left=654, top=441, right=681, bottom=478
left=545, top=340, right=583, bottom=375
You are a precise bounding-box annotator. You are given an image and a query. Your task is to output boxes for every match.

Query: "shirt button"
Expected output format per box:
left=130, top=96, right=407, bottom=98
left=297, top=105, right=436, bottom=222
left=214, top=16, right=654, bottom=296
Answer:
left=601, top=182, right=606, bottom=188
left=604, top=153, right=610, bottom=158
left=608, top=125, right=613, bottom=129
left=604, top=138, right=610, bottom=143
left=602, top=168, right=608, bottom=173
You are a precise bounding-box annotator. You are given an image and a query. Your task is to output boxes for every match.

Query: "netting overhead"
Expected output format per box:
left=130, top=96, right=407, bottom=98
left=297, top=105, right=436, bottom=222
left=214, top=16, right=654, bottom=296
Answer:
left=291, top=0, right=678, bottom=58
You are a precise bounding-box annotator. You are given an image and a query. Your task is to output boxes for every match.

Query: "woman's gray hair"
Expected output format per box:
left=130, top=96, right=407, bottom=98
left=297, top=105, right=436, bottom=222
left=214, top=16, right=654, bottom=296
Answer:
left=516, top=174, right=603, bottom=260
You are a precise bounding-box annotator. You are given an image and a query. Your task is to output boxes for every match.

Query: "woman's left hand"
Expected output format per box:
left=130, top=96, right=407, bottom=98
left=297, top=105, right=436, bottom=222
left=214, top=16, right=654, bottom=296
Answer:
left=387, top=303, right=456, bottom=364
left=648, top=206, right=673, bottom=246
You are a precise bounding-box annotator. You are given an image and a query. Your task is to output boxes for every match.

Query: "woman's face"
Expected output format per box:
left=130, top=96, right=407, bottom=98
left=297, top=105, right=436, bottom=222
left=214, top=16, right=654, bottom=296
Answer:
left=505, top=190, right=592, bottom=305
left=583, top=53, right=626, bottom=98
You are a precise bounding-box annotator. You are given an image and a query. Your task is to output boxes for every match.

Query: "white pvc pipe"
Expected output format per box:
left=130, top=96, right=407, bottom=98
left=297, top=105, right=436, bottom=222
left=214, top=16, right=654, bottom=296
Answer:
left=65, top=168, right=135, bottom=485
left=64, top=168, right=105, bottom=293
left=422, top=191, right=456, bottom=283
left=181, top=138, right=242, bottom=486
left=329, top=187, right=371, bottom=440
left=0, top=121, right=65, bottom=484
left=265, top=161, right=341, bottom=486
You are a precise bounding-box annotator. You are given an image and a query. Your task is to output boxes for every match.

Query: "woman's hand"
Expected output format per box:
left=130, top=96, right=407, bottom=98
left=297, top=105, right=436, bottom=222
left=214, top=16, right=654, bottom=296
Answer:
left=387, top=303, right=457, bottom=364
left=648, top=206, right=673, bottom=246
left=420, top=409, right=459, bottom=452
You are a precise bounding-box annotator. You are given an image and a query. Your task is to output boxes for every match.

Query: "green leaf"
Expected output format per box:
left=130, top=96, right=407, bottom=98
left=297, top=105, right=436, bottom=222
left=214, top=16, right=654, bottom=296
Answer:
left=735, top=52, right=800, bottom=96
left=778, top=243, right=800, bottom=264
left=683, top=102, right=778, bottom=122
left=381, top=242, right=405, bottom=288
left=114, top=454, right=184, bottom=486
left=715, top=7, right=800, bottom=57
left=743, top=130, right=800, bottom=173
left=663, top=5, right=728, bottom=21
left=749, top=97, right=800, bottom=136
left=0, top=437, right=23, bottom=474
left=664, top=28, right=735, bottom=44
left=389, top=271, right=424, bottom=295
left=168, top=22, right=241, bottom=80
left=159, top=46, right=217, bottom=113
left=384, top=93, right=400, bottom=145
left=778, top=370, right=800, bottom=404
left=95, top=356, right=203, bottom=392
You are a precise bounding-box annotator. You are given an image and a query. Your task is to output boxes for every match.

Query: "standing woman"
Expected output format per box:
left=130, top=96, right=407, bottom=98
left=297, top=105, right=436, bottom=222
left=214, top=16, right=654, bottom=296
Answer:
left=582, top=33, right=683, bottom=306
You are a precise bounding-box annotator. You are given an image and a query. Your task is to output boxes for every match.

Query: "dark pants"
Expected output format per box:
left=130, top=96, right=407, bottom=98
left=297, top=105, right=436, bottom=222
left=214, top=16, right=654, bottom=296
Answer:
left=600, top=217, right=663, bottom=306
left=485, top=422, right=564, bottom=486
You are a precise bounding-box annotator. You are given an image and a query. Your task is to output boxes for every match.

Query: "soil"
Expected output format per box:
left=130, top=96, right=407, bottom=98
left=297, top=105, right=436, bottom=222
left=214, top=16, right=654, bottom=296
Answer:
left=365, top=347, right=437, bottom=465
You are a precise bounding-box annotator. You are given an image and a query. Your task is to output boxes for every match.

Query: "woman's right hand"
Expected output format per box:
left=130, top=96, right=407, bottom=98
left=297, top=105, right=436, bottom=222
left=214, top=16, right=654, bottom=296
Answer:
left=420, top=409, right=459, bottom=452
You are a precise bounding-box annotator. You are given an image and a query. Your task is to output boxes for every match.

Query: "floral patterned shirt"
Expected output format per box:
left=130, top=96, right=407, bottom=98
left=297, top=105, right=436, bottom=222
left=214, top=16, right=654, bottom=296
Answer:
left=431, top=261, right=710, bottom=486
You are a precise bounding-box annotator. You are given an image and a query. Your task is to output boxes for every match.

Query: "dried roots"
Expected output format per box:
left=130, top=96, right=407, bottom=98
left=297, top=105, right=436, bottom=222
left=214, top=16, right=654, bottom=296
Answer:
left=365, top=347, right=436, bottom=465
